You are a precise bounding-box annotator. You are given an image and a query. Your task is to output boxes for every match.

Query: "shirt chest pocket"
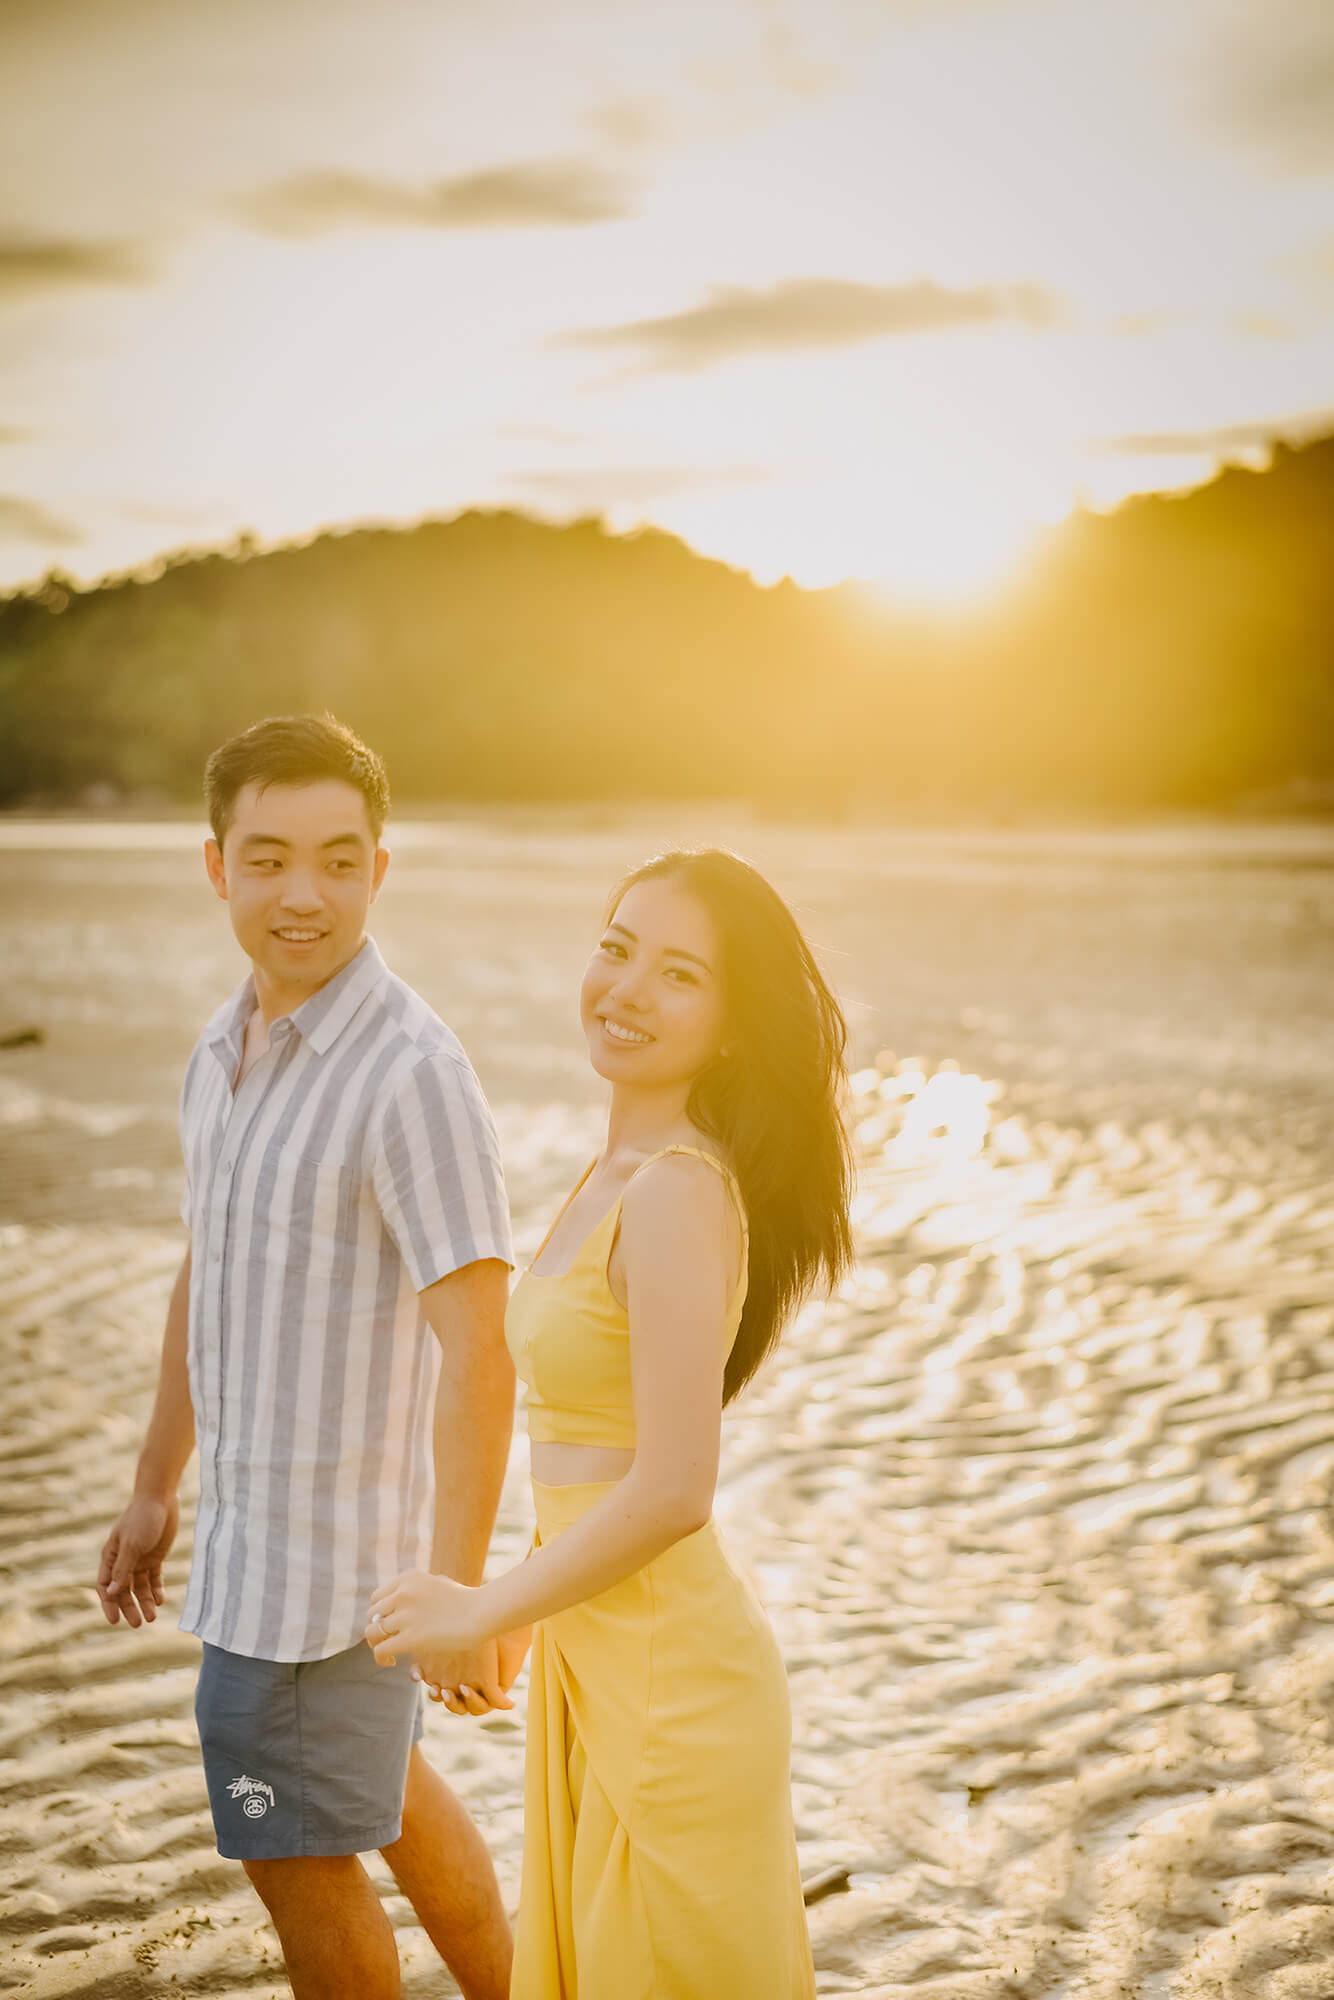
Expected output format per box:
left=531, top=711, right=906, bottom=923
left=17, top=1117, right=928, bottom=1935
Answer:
left=281, top=1149, right=365, bottom=1259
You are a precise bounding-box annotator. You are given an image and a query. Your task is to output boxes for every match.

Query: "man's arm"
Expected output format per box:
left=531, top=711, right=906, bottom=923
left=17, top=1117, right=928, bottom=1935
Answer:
left=368, top=1158, right=737, bottom=1672
left=96, top=1247, right=195, bottom=1627
left=416, top=1256, right=517, bottom=1710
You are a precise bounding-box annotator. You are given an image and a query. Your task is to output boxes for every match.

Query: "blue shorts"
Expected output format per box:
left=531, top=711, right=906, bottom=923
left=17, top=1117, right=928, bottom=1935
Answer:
left=195, top=1639, right=424, bottom=1860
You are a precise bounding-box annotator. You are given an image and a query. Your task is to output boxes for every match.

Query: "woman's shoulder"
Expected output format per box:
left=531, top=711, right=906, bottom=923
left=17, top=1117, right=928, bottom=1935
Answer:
left=620, top=1141, right=746, bottom=1238
left=612, top=1142, right=748, bottom=1305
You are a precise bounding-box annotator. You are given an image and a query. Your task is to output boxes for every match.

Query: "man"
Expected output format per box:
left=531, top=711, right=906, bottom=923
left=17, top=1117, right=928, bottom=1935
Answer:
left=96, top=714, right=520, bottom=2000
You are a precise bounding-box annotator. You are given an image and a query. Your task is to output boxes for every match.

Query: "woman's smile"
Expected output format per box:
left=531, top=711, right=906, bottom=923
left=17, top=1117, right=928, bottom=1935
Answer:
left=600, top=1017, right=656, bottom=1047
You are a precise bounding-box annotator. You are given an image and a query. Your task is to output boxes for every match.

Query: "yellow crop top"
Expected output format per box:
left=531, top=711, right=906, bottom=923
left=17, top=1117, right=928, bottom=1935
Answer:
left=505, top=1147, right=749, bottom=1450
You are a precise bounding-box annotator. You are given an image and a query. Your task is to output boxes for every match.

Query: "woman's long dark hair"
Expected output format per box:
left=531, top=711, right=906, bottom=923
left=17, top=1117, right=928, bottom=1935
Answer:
left=611, top=848, right=855, bottom=1404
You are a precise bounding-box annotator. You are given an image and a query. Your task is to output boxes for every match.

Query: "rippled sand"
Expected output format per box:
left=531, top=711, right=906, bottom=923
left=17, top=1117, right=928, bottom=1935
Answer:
left=3, top=813, right=1334, bottom=1997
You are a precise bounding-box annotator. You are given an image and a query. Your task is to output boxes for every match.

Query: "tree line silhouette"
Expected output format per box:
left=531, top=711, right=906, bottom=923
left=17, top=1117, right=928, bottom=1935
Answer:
left=2, top=432, right=1331, bottom=813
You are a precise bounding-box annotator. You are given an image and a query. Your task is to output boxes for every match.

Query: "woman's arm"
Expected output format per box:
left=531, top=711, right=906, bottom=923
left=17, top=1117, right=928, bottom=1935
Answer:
left=368, top=1154, right=739, bottom=1659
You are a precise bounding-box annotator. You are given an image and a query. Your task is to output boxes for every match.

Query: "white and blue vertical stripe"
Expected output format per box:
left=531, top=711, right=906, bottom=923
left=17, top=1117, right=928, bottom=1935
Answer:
left=177, top=937, right=512, bottom=1663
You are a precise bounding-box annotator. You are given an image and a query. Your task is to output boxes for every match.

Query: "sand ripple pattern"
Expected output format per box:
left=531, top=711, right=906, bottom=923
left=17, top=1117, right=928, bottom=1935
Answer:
left=5, top=1070, right=1334, bottom=1996
left=727, top=1065, right=1334, bottom=1998
left=4, top=819, right=1334, bottom=1995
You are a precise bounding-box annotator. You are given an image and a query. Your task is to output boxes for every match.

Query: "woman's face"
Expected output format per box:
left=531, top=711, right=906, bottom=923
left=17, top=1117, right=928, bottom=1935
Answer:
left=580, top=875, right=728, bottom=1093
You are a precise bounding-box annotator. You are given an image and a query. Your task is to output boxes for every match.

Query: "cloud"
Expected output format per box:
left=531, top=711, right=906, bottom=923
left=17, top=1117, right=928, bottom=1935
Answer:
left=1092, top=410, right=1334, bottom=455
left=495, top=424, right=588, bottom=445
left=237, top=157, right=636, bottom=237
left=514, top=464, right=770, bottom=507
left=0, top=494, right=83, bottom=545
left=1284, top=235, right=1334, bottom=305
left=558, top=276, right=1063, bottom=371
left=1205, top=0, right=1334, bottom=174
left=0, top=232, right=152, bottom=304
left=586, top=95, right=674, bottom=150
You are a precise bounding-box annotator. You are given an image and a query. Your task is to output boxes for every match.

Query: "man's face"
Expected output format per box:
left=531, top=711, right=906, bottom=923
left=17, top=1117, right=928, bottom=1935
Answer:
left=204, top=779, right=388, bottom=998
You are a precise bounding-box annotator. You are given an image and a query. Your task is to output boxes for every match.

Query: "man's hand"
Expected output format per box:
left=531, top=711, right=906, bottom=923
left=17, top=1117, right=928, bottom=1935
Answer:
left=497, top=1625, right=533, bottom=1693
left=100, top=1249, right=193, bottom=1630
left=416, top=1639, right=514, bottom=1718
left=97, top=1493, right=179, bottom=1627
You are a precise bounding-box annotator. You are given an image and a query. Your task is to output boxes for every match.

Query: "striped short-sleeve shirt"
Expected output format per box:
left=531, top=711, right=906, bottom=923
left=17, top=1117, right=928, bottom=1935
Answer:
left=177, top=937, right=513, bottom=1663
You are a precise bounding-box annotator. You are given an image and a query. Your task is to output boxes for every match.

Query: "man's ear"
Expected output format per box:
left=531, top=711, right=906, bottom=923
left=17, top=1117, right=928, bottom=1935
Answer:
left=204, top=837, right=229, bottom=902
left=370, top=845, right=390, bottom=902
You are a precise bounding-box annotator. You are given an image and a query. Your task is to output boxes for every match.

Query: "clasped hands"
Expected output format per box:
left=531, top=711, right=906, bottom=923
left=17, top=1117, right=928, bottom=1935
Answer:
left=365, top=1570, right=531, bottom=1717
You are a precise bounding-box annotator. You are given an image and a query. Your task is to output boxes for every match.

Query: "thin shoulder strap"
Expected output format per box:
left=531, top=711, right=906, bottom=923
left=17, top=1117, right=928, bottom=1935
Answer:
left=626, top=1145, right=748, bottom=1237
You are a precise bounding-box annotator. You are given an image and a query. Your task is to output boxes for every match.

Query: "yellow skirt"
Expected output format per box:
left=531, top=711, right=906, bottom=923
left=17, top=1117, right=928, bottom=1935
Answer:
left=511, top=1480, right=816, bottom=2000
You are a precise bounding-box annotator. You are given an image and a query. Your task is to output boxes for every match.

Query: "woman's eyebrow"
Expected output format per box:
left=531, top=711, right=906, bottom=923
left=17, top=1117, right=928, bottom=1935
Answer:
left=606, top=921, right=712, bottom=974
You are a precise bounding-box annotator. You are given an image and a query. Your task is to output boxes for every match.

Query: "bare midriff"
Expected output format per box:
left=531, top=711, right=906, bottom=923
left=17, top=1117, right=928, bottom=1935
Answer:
left=530, top=1440, right=635, bottom=1487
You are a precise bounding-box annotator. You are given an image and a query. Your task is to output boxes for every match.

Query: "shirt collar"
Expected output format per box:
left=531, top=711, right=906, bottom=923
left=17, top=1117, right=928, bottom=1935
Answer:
left=202, top=936, right=388, bottom=1068
left=289, top=936, right=388, bottom=1053
left=202, top=975, right=255, bottom=1075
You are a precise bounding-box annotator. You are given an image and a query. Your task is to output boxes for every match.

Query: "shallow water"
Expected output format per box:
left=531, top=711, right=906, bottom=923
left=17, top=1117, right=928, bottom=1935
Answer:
left=3, top=813, right=1334, bottom=1997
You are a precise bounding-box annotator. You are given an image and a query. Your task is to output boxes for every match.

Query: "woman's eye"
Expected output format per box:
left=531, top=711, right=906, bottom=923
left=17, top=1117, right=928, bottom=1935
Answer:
left=599, top=938, right=627, bottom=958
left=665, top=968, right=697, bottom=985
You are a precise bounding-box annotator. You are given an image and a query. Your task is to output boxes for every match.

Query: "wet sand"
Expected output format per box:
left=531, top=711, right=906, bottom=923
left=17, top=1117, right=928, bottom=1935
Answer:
left=3, top=812, right=1334, bottom=1997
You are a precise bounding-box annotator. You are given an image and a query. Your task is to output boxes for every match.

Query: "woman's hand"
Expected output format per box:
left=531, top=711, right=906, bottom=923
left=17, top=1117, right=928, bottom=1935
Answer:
left=367, top=1574, right=528, bottom=1715
left=366, top=1569, right=487, bottom=1669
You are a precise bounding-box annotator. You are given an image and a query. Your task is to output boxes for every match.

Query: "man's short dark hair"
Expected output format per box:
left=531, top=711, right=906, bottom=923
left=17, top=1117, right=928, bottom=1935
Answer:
left=204, top=714, right=390, bottom=845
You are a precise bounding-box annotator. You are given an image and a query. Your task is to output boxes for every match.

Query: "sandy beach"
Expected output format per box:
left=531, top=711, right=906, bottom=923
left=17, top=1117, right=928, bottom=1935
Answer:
left=3, top=811, right=1334, bottom=1998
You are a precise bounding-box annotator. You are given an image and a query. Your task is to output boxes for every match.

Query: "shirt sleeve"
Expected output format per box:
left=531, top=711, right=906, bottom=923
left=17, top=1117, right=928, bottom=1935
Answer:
left=372, top=1050, right=514, bottom=1292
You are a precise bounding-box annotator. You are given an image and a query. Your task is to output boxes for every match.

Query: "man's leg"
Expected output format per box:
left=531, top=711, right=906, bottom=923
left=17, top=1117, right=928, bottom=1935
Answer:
left=380, top=1745, right=512, bottom=2000
left=243, top=1854, right=399, bottom=2000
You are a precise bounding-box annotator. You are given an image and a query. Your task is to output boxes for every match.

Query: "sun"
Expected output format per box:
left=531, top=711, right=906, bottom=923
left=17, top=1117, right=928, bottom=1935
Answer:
left=649, top=459, right=1063, bottom=609
left=855, top=482, right=1053, bottom=608
left=834, top=436, right=1076, bottom=606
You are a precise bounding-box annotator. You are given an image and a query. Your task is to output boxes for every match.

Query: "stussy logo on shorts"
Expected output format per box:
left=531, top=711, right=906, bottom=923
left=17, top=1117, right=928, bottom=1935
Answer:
left=227, top=1774, right=277, bottom=1819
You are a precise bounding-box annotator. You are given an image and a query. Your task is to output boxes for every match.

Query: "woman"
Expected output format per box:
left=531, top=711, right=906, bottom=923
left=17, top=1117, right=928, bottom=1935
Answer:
left=367, top=847, right=854, bottom=1998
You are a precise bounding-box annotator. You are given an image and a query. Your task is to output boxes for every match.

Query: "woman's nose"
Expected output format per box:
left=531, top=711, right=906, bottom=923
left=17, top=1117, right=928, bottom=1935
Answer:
left=609, top=969, right=650, bottom=1010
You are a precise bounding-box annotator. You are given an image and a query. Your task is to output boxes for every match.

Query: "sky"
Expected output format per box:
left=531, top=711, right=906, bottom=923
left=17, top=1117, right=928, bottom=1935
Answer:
left=1, top=0, right=1332, bottom=601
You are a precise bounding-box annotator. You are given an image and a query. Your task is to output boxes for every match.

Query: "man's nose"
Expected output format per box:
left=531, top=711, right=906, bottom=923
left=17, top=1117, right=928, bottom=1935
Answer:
left=279, top=871, right=324, bottom=911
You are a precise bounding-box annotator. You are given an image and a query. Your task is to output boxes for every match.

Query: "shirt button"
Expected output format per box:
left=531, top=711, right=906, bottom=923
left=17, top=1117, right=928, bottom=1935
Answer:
left=210, top=1250, right=222, bottom=1266
left=221, top=1160, right=233, bottom=1175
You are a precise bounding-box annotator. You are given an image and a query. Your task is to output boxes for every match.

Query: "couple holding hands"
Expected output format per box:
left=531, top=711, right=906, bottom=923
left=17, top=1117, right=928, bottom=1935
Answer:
left=97, top=714, right=853, bottom=1998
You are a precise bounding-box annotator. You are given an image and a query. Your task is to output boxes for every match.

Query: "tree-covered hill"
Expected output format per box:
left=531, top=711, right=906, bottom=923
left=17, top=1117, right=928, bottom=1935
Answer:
left=2, top=434, right=1331, bottom=812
